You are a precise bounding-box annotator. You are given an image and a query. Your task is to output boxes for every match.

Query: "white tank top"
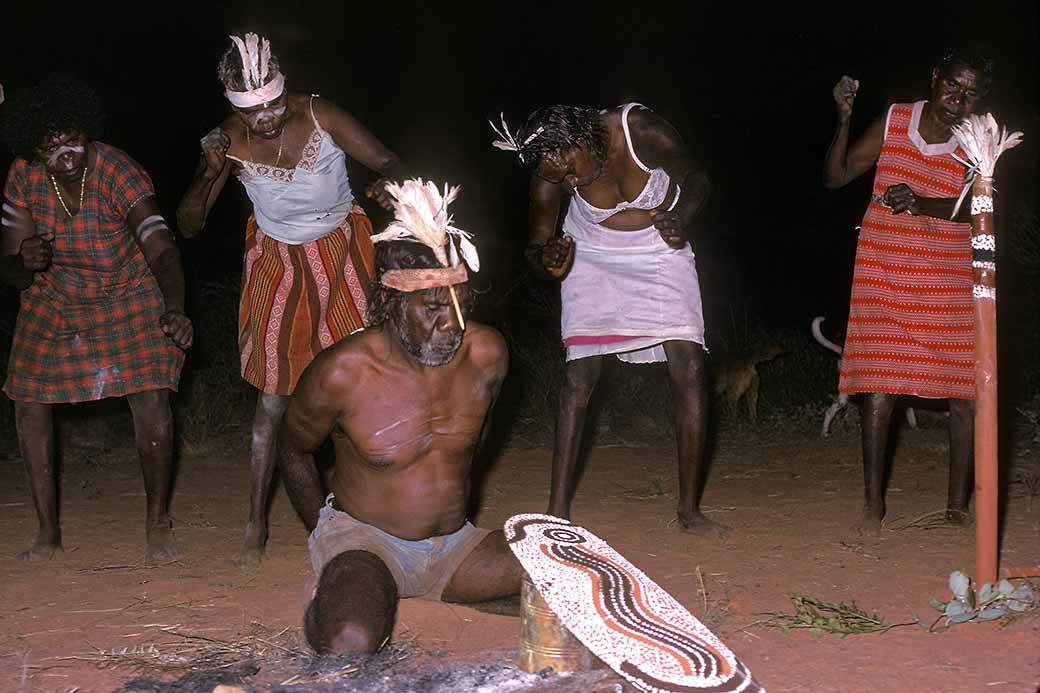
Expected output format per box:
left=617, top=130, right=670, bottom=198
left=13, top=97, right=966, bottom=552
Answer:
left=228, top=95, right=355, bottom=245
left=570, top=103, right=680, bottom=225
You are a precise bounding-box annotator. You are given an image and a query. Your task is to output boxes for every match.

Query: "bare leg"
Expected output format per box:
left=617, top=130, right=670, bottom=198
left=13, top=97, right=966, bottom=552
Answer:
left=243, top=392, right=289, bottom=568
left=547, top=356, right=604, bottom=520
left=946, top=398, right=975, bottom=524
left=441, top=530, right=524, bottom=603
left=15, top=402, right=61, bottom=561
left=854, top=392, right=897, bottom=535
left=304, top=550, right=398, bottom=655
left=126, top=389, right=179, bottom=563
left=663, top=341, right=722, bottom=536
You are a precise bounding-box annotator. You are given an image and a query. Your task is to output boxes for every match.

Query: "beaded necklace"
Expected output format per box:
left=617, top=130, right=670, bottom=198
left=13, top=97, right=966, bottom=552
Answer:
left=50, top=165, right=88, bottom=218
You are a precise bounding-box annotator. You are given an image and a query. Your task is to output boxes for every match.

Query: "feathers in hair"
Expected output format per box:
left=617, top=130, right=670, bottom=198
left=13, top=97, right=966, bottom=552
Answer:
left=371, top=179, right=480, bottom=272
left=489, top=112, right=543, bottom=163
left=229, top=33, right=273, bottom=90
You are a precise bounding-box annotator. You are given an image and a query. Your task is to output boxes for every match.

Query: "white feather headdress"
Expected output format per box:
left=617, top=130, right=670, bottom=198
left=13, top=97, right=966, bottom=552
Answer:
left=224, top=33, right=285, bottom=108
left=371, top=179, right=479, bottom=273
left=949, top=113, right=1024, bottom=218
left=229, top=33, right=273, bottom=91
left=489, top=113, right=542, bottom=164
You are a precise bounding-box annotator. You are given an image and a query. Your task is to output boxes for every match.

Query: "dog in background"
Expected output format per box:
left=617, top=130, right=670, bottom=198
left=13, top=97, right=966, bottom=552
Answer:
left=812, top=316, right=917, bottom=437
left=711, top=343, right=785, bottom=422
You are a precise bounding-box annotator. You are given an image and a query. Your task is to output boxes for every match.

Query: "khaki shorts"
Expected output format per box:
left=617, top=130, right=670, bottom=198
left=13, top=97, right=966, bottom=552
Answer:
left=308, top=495, right=490, bottom=601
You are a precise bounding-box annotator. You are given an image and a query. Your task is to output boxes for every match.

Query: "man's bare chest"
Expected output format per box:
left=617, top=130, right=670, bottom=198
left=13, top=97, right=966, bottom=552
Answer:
left=342, top=383, right=490, bottom=465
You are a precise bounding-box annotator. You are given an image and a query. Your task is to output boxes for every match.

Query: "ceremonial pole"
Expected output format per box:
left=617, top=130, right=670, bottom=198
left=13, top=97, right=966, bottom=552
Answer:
left=969, top=174, right=998, bottom=586
left=951, top=115, right=1022, bottom=586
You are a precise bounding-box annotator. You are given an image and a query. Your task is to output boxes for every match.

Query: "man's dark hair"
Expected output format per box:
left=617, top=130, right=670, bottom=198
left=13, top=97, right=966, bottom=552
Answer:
left=518, top=105, right=610, bottom=169
left=3, top=76, right=103, bottom=159
left=366, top=241, right=474, bottom=327
left=937, top=44, right=996, bottom=92
left=217, top=43, right=283, bottom=92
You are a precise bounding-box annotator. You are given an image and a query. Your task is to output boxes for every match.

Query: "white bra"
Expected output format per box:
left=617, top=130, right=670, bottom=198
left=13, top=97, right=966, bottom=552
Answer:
left=572, top=103, right=679, bottom=224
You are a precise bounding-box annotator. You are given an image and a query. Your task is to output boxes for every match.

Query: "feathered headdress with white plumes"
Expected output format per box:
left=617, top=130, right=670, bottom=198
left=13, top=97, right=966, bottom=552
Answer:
left=371, top=178, right=479, bottom=273
left=230, top=33, right=273, bottom=91
left=490, top=113, right=542, bottom=164
left=949, top=113, right=1024, bottom=218
left=224, top=33, right=285, bottom=108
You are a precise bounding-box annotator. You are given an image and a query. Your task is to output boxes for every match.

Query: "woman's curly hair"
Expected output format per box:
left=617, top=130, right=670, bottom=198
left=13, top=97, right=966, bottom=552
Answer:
left=367, top=241, right=475, bottom=327
left=3, top=76, right=104, bottom=159
left=517, top=105, right=609, bottom=169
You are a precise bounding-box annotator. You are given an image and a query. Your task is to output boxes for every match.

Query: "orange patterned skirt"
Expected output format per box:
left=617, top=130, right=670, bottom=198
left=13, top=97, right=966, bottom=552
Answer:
left=238, top=206, right=374, bottom=395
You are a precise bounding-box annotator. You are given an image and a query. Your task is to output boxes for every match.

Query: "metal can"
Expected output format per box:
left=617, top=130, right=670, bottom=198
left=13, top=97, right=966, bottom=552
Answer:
left=517, top=573, right=599, bottom=673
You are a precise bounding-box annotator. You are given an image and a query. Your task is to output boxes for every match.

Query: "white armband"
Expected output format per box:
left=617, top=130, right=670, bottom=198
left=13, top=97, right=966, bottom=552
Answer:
left=135, top=214, right=171, bottom=244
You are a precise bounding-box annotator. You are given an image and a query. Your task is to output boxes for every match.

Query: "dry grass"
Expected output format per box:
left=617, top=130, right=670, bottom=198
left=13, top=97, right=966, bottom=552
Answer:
left=692, top=565, right=731, bottom=632
left=48, top=622, right=311, bottom=676
left=41, top=621, right=427, bottom=691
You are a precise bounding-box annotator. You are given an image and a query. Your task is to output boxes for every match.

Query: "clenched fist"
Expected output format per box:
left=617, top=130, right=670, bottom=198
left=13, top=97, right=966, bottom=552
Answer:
left=199, top=127, right=231, bottom=180
left=833, top=75, right=860, bottom=123
left=538, top=236, right=575, bottom=279
left=19, top=235, right=52, bottom=272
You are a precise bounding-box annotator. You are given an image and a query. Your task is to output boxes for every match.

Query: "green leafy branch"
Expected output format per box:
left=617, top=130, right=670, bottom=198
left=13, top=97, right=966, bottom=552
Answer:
left=753, top=594, right=916, bottom=637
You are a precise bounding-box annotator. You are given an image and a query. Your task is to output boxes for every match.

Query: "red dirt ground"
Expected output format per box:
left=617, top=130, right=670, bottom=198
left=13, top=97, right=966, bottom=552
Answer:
left=1, top=417, right=1037, bottom=692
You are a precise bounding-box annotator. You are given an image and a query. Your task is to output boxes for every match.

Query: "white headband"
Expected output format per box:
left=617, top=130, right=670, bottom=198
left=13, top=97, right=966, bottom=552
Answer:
left=226, top=72, right=285, bottom=108
left=224, top=33, right=285, bottom=108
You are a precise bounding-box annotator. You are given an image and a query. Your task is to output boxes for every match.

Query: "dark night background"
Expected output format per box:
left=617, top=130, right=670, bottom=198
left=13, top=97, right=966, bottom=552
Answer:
left=1, top=2, right=1037, bottom=430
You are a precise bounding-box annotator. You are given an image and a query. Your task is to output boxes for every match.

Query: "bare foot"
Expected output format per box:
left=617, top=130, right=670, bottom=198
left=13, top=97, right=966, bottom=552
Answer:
left=239, top=545, right=264, bottom=574
left=17, top=540, right=63, bottom=562
left=850, top=507, right=884, bottom=537
left=145, top=524, right=181, bottom=564
left=239, top=522, right=267, bottom=573
left=677, top=512, right=730, bottom=538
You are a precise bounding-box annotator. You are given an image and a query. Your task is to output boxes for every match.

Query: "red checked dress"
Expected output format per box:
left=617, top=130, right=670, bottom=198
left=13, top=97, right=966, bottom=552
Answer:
left=2, top=143, right=184, bottom=403
left=839, top=101, right=973, bottom=400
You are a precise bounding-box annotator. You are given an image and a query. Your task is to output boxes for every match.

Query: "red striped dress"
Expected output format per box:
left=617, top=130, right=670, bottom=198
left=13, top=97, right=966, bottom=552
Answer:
left=839, top=101, right=973, bottom=400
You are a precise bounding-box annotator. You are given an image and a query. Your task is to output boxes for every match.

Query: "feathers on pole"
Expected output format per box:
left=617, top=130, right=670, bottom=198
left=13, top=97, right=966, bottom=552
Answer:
left=952, top=113, right=1023, bottom=178
left=370, top=179, right=480, bottom=273
left=949, top=113, right=1024, bottom=218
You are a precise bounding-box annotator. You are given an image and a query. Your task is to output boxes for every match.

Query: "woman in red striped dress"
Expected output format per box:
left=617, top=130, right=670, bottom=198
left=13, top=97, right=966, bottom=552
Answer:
left=823, top=46, right=995, bottom=533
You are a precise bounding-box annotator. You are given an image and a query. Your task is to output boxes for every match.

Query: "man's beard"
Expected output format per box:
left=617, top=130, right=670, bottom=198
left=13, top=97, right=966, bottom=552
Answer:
left=392, top=302, right=464, bottom=367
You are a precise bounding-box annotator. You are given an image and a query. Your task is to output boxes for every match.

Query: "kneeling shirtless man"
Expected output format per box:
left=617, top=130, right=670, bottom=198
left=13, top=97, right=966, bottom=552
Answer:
left=277, top=183, right=521, bottom=654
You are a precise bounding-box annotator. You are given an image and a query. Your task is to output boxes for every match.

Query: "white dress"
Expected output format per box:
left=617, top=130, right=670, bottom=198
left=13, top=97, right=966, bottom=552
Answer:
left=560, top=103, right=705, bottom=363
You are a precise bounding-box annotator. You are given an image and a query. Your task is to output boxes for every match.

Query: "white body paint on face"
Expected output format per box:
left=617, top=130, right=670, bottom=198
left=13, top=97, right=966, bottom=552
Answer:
left=244, top=104, right=287, bottom=129
left=46, top=145, right=85, bottom=167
